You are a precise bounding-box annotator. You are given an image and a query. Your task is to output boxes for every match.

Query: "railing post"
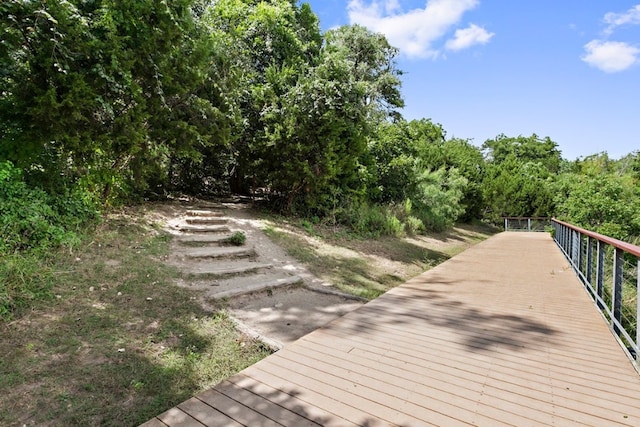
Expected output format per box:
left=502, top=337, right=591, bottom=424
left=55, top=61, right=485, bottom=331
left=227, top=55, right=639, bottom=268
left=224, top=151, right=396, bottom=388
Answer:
left=596, top=240, right=605, bottom=310
left=528, top=218, right=531, bottom=231
left=504, top=218, right=508, bottom=232
left=612, top=247, right=624, bottom=335
left=571, top=230, right=579, bottom=266
left=577, top=233, right=583, bottom=277
left=586, top=237, right=593, bottom=284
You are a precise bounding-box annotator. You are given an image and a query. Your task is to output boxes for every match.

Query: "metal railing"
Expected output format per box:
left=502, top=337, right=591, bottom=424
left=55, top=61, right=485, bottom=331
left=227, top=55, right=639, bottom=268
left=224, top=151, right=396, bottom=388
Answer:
left=552, top=218, right=640, bottom=367
left=503, top=217, right=551, bottom=232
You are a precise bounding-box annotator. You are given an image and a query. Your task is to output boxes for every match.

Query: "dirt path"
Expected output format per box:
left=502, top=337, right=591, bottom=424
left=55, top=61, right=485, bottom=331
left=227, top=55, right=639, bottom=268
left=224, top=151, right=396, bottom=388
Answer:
left=155, top=200, right=364, bottom=349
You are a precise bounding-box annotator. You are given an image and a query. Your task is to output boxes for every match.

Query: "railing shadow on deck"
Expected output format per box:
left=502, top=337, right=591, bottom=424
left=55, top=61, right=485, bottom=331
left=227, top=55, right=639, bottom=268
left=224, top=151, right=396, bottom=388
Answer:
left=553, top=218, right=640, bottom=369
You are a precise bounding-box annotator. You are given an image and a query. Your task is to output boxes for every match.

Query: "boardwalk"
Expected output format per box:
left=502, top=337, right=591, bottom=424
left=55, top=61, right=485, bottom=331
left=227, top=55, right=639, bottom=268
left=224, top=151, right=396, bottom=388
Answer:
left=142, top=232, right=640, bottom=426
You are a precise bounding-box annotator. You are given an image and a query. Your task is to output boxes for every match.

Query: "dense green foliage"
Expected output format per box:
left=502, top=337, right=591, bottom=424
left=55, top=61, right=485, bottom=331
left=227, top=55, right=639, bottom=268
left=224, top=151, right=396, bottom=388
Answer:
left=2, top=0, right=639, bottom=248
left=0, top=161, right=96, bottom=255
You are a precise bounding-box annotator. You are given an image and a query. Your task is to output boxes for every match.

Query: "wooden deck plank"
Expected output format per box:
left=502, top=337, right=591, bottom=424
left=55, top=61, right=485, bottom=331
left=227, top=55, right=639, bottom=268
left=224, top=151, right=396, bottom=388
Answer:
left=313, top=326, right=640, bottom=398
left=156, top=407, right=206, bottom=427
left=213, top=380, right=321, bottom=427
left=324, top=317, right=636, bottom=381
left=195, top=389, right=280, bottom=426
left=226, top=374, right=347, bottom=427
left=143, top=232, right=640, bottom=426
left=258, top=357, right=433, bottom=426
left=139, top=418, right=168, bottom=427
left=177, top=397, right=243, bottom=427
left=294, top=333, right=640, bottom=425
left=242, top=366, right=392, bottom=427
left=280, top=343, right=517, bottom=427
left=336, top=330, right=638, bottom=412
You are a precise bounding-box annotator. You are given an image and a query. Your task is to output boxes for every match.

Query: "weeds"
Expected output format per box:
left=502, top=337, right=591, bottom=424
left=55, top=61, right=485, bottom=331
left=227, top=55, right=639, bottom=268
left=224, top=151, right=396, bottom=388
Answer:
left=224, top=231, right=246, bottom=246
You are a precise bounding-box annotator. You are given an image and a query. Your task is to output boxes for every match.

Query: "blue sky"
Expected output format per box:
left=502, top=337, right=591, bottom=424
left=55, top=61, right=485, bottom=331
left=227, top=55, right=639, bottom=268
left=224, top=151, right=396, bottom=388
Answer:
left=304, top=0, right=640, bottom=160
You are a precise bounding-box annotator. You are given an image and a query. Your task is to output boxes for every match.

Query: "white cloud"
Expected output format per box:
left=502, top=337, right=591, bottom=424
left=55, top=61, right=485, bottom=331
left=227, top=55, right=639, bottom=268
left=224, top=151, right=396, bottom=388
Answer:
left=347, top=0, right=489, bottom=59
left=603, top=4, right=640, bottom=35
left=445, top=23, right=494, bottom=51
left=581, top=40, right=639, bottom=73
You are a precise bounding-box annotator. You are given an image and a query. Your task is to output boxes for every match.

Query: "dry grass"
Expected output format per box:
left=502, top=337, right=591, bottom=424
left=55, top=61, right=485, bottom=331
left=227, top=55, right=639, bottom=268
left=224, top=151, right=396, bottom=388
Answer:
left=262, top=219, right=496, bottom=300
left=0, top=209, right=271, bottom=427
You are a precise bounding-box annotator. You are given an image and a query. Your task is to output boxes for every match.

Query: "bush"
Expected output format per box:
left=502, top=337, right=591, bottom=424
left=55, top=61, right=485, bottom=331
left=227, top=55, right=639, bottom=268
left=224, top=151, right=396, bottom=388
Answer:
left=332, top=201, right=405, bottom=238
left=405, top=216, right=425, bottom=235
left=225, top=231, right=246, bottom=246
left=0, top=161, right=98, bottom=255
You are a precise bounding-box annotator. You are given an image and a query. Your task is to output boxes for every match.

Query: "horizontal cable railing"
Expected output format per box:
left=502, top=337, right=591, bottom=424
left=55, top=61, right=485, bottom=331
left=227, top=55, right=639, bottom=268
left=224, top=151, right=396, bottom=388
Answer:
left=552, top=218, right=640, bottom=367
left=503, top=217, right=551, bottom=232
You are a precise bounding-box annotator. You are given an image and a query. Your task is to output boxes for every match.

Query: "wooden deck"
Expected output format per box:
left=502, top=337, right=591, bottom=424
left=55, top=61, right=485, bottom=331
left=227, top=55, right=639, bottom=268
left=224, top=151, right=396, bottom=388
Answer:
left=142, top=232, right=640, bottom=426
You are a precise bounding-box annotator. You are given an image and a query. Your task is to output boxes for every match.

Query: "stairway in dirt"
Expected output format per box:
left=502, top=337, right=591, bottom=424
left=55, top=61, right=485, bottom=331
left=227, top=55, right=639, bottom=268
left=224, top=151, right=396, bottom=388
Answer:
left=164, top=201, right=364, bottom=350
left=168, top=205, right=304, bottom=300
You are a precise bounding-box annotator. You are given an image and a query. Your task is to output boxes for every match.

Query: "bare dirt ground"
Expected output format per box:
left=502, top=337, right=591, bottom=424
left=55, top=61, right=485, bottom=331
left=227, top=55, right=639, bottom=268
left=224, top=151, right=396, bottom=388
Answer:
left=149, top=200, right=365, bottom=349
left=147, top=199, right=494, bottom=350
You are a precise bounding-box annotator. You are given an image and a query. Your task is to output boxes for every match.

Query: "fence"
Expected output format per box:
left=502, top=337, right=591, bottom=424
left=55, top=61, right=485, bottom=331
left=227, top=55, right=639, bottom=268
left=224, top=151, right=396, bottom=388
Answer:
left=503, top=217, right=551, bottom=232
left=552, top=218, right=640, bottom=367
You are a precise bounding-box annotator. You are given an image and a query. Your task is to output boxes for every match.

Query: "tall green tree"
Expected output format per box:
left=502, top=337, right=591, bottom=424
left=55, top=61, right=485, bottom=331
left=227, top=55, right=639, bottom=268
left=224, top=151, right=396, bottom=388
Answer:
left=480, top=134, right=560, bottom=220
left=554, top=153, right=640, bottom=239
left=207, top=0, right=323, bottom=195
left=1, top=0, right=225, bottom=201
left=483, top=134, right=562, bottom=173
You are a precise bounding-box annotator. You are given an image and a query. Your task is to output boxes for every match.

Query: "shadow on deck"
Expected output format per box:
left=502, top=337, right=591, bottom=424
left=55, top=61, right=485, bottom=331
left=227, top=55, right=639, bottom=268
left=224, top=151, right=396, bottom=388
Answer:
left=143, top=232, right=640, bottom=427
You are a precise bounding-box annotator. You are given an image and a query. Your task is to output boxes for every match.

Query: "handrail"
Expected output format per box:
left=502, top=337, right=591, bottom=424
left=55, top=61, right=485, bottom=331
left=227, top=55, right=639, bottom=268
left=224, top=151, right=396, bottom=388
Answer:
left=503, top=217, right=550, bottom=232
left=552, top=218, right=640, bottom=258
left=503, top=216, right=551, bottom=220
left=551, top=218, right=640, bottom=369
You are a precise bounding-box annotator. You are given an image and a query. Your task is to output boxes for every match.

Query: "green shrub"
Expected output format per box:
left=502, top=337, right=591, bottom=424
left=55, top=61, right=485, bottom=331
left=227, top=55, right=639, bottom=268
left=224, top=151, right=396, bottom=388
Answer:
left=0, top=161, right=98, bottom=255
left=225, top=231, right=246, bottom=246
left=331, top=201, right=405, bottom=238
left=383, top=214, right=404, bottom=237
left=405, top=216, right=425, bottom=235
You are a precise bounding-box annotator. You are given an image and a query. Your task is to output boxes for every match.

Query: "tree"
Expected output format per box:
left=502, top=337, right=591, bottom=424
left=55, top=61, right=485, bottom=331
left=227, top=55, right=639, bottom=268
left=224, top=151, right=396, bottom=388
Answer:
left=480, top=134, right=560, bottom=221
left=482, top=134, right=562, bottom=173
left=323, top=24, right=404, bottom=122
left=481, top=155, right=554, bottom=220
left=207, top=0, right=324, bottom=196
left=1, top=0, right=225, bottom=201
left=555, top=166, right=640, bottom=240
left=255, top=23, right=405, bottom=212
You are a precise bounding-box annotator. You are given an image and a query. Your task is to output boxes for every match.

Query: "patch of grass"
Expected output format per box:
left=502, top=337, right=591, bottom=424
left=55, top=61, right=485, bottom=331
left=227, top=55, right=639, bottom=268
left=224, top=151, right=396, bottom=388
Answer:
left=224, top=231, right=246, bottom=246
left=263, top=221, right=494, bottom=300
left=0, top=253, right=56, bottom=320
left=0, top=211, right=272, bottom=427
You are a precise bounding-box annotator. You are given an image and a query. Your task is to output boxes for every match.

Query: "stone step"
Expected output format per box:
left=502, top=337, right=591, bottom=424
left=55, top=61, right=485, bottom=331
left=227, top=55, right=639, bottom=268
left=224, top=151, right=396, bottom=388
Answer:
left=177, top=225, right=230, bottom=234
left=182, top=261, right=274, bottom=278
left=194, top=202, right=226, bottom=210
left=185, top=217, right=228, bottom=226
left=186, top=210, right=225, bottom=217
left=181, top=246, right=255, bottom=260
left=176, top=234, right=231, bottom=246
left=211, top=274, right=303, bottom=299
